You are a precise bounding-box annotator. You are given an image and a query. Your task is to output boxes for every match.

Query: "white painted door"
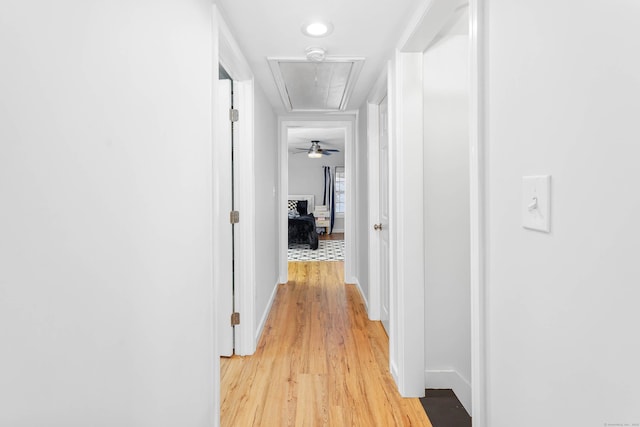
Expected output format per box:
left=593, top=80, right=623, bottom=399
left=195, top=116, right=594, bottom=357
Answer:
left=379, top=96, right=391, bottom=334
left=218, top=78, right=235, bottom=357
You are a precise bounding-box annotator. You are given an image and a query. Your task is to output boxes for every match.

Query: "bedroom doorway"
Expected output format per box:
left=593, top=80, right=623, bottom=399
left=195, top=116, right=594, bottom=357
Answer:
left=278, top=119, right=356, bottom=284
left=287, top=127, right=345, bottom=262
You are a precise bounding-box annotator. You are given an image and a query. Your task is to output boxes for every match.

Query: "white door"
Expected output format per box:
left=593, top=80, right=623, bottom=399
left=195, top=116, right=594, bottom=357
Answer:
left=218, top=78, right=235, bottom=357
left=379, top=96, right=391, bottom=334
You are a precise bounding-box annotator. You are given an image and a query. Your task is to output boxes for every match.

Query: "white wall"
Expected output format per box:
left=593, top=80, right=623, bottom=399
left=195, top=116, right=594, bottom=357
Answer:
left=288, top=145, right=345, bottom=232
left=422, top=34, right=471, bottom=412
left=0, top=1, right=215, bottom=425
left=253, top=84, right=280, bottom=335
left=485, top=1, right=640, bottom=426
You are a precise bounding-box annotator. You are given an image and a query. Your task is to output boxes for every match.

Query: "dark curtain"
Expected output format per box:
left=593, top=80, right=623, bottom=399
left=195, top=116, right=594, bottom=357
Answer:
left=322, top=166, right=335, bottom=234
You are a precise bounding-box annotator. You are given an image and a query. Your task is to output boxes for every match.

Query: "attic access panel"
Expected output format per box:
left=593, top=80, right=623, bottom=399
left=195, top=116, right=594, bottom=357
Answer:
left=268, top=58, right=365, bottom=112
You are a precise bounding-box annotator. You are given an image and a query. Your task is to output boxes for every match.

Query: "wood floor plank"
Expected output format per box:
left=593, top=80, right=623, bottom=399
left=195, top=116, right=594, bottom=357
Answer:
left=221, top=261, right=432, bottom=427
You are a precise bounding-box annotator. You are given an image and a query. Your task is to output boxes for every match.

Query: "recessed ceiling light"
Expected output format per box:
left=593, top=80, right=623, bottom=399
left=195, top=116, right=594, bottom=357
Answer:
left=302, top=21, right=333, bottom=38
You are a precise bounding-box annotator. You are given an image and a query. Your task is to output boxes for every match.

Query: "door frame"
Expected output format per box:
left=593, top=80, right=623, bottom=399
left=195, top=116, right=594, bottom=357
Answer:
left=366, top=32, right=428, bottom=400
left=213, top=6, right=256, bottom=359
left=391, top=0, right=486, bottom=423
left=278, top=116, right=356, bottom=285
left=366, top=66, right=389, bottom=321
left=215, top=77, right=234, bottom=357
left=468, top=0, right=486, bottom=424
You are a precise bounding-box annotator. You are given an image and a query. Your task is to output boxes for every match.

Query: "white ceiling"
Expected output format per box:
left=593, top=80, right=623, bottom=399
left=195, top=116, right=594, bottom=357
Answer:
left=215, top=0, right=424, bottom=113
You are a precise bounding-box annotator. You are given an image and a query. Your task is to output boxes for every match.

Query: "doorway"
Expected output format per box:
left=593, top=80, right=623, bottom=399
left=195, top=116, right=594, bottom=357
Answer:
left=378, top=0, right=482, bottom=418
left=215, top=44, right=257, bottom=359
left=278, top=119, right=356, bottom=284
left=365, top=0, right=479, bottom=411
left=421, top=4, right=472, bottom=413
left=286, top=127, right=346, bottom=263
left=217, top=65, right=236, bottom=357
left=367, top=89, right=391, bottom=335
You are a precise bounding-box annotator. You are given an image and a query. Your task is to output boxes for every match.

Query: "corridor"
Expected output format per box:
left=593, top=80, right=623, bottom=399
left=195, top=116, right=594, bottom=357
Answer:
left=221, top=261, right=431, bottom=426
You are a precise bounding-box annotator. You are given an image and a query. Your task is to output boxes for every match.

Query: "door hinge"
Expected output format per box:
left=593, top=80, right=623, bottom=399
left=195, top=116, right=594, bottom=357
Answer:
left=230, top=210, right=240, bottom=224
left=229, top=108, right=239, bottom=122
left=231, top=312, right=240, bottom=326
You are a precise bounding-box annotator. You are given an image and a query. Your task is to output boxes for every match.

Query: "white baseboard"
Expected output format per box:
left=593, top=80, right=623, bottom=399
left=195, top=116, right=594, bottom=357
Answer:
left=330, top=228, right=345, bottom=233
left=255, top=281, right=280, bottom=344
left=424, top=369, right=472, bottom=415
left=353, top=278, right=368, bottom=313
left=391, top=361, right=400, bottom=386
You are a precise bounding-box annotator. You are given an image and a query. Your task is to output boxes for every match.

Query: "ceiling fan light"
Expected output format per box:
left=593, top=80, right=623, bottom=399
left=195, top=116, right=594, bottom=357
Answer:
left=308, top=151, right=322, bottom=158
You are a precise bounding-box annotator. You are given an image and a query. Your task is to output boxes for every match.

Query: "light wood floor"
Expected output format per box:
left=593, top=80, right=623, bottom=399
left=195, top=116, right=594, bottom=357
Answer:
left=319, top=232, right=344, bottom=241
left=221, top=261, right=432, bottom=426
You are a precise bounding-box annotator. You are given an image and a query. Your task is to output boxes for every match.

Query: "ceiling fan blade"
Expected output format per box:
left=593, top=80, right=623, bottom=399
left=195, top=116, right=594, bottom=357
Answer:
left=323, top=149, right=340, bottom=152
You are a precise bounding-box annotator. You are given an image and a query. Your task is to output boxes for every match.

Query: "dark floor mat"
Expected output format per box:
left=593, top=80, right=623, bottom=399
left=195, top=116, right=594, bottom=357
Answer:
left=419, top=389, right=471, bottom=427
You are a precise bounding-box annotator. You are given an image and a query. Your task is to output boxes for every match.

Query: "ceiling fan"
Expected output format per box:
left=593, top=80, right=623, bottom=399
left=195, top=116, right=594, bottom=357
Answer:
left=292, top=140, right=340, bottom=158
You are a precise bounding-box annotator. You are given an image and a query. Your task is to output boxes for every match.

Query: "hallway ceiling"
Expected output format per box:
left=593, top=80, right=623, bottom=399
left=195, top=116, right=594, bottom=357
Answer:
left=269, top=58, right=364, bottom=112
left=215, top=0, right=423, bottom=113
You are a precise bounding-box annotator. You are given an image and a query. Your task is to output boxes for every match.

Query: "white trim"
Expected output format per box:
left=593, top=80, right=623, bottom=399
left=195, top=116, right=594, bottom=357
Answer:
left=234, top=80, right=256, bottom=356
left=353, top=278, right=369, bottom=314
left=390, top=361, right=400, bottom=386
left=389, top=49, right=425, bottom=397
left=217, top=11, right=252, bottom=81
left=211, top=7, right=221, bottom=427
left=214, top=80, right=234, bottom=358
left=278, top=117, right=356, bottom=284
left=396, top=1, right=433, bottom=50
left=343, top=120, right=356, bottom=284
left=387, top=54, right=399, bottom=388
left=278, top=120, right=288, bottom=284
left=213, top=8, right=257, bottom=358
left=366, top=64, right=388, bottom=321
left=469, top=0, right=487, bottom=425
left=424, top=370, right=472, bottom=415
left=255, top=281, right=280, bottom=344
left=397, top=0, right=468, bottom=51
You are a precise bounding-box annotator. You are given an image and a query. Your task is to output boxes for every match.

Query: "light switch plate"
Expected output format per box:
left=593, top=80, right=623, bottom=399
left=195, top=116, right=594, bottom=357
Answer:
left=522, top=175, right=551, bottom=232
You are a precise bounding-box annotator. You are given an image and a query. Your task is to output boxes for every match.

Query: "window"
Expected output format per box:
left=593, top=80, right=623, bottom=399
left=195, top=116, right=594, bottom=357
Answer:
left=335, top=166, right=345, bottom=215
